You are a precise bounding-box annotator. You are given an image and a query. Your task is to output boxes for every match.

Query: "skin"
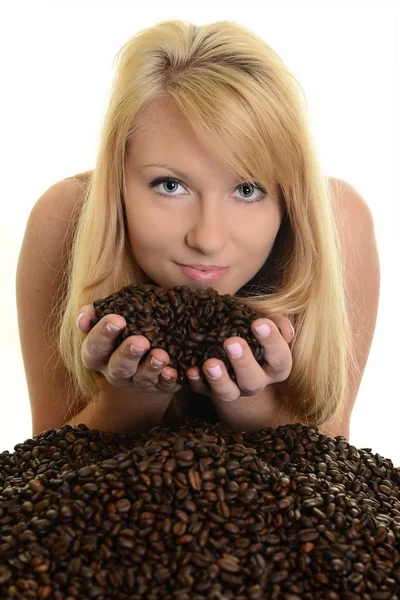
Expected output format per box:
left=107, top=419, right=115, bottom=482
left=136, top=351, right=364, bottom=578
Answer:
left=78, top=96, right=295, bottom=403
left=124, top=96, right=283, bottom=297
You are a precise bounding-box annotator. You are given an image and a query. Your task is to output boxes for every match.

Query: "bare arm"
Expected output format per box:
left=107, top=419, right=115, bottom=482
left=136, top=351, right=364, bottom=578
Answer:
left=16, top=176, right=175, bottom=437
left=62, top=382, right=173, bottom=435
left=318, top=178, right=380, bottom=439
left=16, top=179, right=89, bottom=436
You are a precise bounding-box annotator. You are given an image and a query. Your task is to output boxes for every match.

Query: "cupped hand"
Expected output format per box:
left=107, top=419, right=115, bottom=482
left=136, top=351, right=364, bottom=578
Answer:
left=186, top=315, right=295, bottom=402
left=77, top=305, right=182, bottom=395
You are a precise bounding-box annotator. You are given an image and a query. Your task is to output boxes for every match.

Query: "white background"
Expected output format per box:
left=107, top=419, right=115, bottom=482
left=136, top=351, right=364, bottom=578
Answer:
left=0, top=1, right=398, bottom=464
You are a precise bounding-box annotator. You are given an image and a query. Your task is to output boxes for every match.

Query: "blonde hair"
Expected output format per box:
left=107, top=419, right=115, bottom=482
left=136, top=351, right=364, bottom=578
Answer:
left=56, top=19, right=359, bottom=427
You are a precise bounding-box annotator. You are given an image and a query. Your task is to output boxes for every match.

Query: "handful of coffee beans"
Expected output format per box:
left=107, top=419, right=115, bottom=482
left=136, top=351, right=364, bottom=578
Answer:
left=90, top=284, right=267, bottom=385
left=1, top=421, right=399, bottom=599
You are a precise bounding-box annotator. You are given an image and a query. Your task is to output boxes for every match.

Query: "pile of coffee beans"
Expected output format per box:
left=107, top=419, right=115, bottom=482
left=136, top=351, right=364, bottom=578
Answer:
left=1, top=420, right=399, bottom=599
left=90, top=284, right=267, bottom=385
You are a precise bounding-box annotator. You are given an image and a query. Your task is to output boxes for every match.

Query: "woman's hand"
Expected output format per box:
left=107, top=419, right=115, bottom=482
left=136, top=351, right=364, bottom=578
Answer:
left=77, top=305, right=182, bottom=395
left=186, top=315, right=295, bottom=402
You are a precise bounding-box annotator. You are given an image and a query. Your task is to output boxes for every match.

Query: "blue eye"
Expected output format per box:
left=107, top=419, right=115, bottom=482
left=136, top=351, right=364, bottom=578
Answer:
left=148, top=176, right=267, bottom=204
left=149, top=177, right=185, bottom=197
left=234, top=182, right=266, bottom=203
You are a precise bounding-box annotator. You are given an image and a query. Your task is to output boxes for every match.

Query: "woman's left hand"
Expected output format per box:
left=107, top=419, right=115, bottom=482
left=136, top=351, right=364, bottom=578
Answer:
left=186, top=316, right=295, bottom=402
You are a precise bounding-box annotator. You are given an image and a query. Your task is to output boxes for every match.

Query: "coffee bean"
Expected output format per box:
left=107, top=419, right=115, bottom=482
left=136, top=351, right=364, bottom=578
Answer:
left=278, top=496, right=294, bottom=510
left=116, top=499, right=131, bottom=513
left=299, top=529, right=320, bottom=542
left=29, top=480, right=45, bottom=493
left=1, top=420, right=400, bottom=598
left=0, top=567, right=11, bottom=585
left=90, top=284, right=267, bottom=392
left=176, top=534, right=193, bottom=545
left=175, top=450, right=194, bottom=461
left=188, top=469, right=201, bottom=491
left=223, top=522, right=240, bottom=534
left=217, top=558, right=241, bottom=573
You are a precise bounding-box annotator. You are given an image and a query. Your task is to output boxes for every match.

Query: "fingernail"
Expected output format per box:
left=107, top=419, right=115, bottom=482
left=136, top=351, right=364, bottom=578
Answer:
left=226, top=343, right=242, bottom=358
left=289, top=324, right=295, bottom=337
left=151, top=357, right=164, bottom=368
left=76, top=312, right=85, bottom=329
left=206, top=365, right=222, bottom=379
left=188, top=374, right=200, bottom=381
left=106, top=323, right=121, bottom=333
left=130, top=345, right=145, bottom=356
left=255, top=324, right=271, bottom=337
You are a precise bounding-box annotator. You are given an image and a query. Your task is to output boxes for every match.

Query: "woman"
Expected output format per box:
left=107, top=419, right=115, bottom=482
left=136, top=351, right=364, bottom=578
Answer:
left=16, top=20, right=380, bottom=439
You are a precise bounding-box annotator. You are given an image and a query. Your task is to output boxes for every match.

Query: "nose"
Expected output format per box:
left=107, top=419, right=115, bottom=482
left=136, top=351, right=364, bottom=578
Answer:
left=185, top=197, right=229, bottom=254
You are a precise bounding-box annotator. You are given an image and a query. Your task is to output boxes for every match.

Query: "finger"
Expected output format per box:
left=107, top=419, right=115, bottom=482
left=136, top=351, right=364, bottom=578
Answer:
left=106, top=335, right=151, bottom=387
left=222, top=337, right=268, bottom=396
left=252, top=319, right=293, bottom=383
left=264, top=314, right=295, bottom=344
left=77, top=305, right=97, bottom=333
left=131, top=348, right=181, bottom=393
left=158, top=366, right=182, bottom=392
left=186, top=367, right=212, bottom=396
left=107, top=337, right=169, bottom=386
left=201, top=359, right=241, bottom=403
left=81, top=313, right=127, bottom=372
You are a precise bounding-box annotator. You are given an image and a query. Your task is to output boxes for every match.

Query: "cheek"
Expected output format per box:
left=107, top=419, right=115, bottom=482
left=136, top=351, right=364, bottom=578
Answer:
left=125, top=204, right=175, bottom=250
left=243, top=217, right=277, bottom=250
left=242, top=210, right=282, bottom=261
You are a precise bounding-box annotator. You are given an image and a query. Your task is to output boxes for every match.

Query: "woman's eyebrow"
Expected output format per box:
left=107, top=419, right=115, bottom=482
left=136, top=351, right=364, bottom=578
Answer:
left=139, top=163, right=241, bottom=183
left=139, top=163, right=189, bottom=179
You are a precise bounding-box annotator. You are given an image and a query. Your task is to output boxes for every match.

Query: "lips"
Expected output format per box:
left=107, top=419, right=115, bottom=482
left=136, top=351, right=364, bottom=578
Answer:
left=178, top=264, right=229, bottom=282
left=180, top=264, right=227, bottom=271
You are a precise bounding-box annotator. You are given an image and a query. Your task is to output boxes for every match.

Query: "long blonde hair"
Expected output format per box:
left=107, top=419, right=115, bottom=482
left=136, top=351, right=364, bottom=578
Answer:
left=56, top=19, right=359, bottom=427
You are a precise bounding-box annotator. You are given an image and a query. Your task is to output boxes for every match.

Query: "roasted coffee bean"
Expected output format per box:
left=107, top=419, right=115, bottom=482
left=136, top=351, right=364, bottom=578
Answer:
left=1, top=421, right=400, bottom=598
left=90, top=284, right=267, bottom=385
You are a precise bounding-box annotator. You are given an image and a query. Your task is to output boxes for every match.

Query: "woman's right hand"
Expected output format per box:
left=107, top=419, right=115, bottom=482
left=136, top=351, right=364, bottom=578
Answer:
left=77, top=305, right=182, bottom=395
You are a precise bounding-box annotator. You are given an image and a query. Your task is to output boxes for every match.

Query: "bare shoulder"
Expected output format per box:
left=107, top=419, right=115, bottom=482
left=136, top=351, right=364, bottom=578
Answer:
left=33, top=169, right=93, bottom=221
left=328, top=176, right=374, bottom=225
left=62, top=169, right=93, bottom=195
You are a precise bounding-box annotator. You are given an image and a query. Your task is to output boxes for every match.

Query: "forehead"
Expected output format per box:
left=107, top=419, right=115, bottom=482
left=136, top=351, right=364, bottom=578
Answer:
left=126, top=97, right=237, bottom=178
left=139, top=96, right=187, bottom=126
left=133, top=97, right=199, bottom=146
left=126, top=98, right=242, bottom=188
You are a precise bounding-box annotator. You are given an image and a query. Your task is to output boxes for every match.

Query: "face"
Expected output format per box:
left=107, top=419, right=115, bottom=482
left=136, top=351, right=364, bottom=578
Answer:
left=123, top=96, right=284, bottom=296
